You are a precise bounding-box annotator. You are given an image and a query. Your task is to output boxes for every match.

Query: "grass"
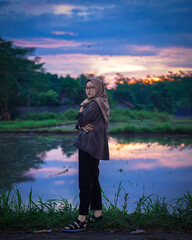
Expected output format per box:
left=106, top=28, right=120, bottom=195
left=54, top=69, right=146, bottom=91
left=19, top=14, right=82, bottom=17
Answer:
left=0, top=185, right=191, bottom=232
left=109, top=123, right=192, bottom=134
left=109, top=109, right=172, bottom=122
left=0, top=109, right=78, bottom=131
left=0, top=108, right=192, bottom=134
left=0, top=119, right=70, bottom=130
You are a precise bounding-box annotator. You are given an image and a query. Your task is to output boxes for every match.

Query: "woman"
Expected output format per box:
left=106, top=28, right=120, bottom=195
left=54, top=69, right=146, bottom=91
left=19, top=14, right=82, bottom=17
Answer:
left=63, top=77, right=110, bottom=232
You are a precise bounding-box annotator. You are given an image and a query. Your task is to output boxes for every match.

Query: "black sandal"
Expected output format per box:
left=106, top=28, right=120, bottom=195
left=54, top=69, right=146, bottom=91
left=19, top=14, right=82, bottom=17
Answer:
left=62, top=218, right=87, bottom=232
left=87, top=215, right=103, bottom=223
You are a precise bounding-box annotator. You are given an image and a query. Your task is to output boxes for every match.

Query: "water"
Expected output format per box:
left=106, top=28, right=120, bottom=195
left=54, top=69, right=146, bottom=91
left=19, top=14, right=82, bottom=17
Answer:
left=0, top=133, right=192, bottom=212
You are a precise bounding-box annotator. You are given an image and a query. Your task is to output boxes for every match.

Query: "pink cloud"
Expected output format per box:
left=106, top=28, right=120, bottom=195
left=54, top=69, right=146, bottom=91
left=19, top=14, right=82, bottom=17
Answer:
left=13, top=38, right=91, bottom=48
left=40, top=46, right=192, bottom=87
left=51, top=31, right=78, bottom=36
left=126, top=44, right=157, bottom=52
left=108, top=138, right=192, bottom=170
left=40, top=146, right=78, bottom=162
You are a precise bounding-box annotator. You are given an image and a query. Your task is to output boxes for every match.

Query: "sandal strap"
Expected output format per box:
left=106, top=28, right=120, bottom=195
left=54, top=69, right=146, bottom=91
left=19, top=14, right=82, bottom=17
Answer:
left=65, top=219, right=86, bottom=230
left=75, top=218, right=87, bottom=228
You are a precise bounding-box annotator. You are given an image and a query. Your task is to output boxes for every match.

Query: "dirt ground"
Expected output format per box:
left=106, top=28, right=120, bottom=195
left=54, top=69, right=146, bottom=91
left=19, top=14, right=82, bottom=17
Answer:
left=0, top=231, right=191, bottom=240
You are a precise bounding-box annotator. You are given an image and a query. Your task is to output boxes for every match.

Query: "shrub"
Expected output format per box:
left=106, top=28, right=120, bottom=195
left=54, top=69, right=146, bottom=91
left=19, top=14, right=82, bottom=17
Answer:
left=60, top=109, right=78, bottom=121
left=23, top=112, right=58, bottom=120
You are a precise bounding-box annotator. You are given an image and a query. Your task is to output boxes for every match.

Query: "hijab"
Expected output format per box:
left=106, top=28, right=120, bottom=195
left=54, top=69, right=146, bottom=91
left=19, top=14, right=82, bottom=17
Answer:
left=86, top=77, right=110, bottom=128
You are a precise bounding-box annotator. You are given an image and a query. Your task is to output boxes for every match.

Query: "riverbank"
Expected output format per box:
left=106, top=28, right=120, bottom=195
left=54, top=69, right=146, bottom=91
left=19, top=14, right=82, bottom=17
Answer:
left=0, top=231, right=192, bottom=240
left=0, top=108, right=191, bottom=134
left=0, top=186, right=191, bottom=233
left=0, top=119, right=192, bottom=134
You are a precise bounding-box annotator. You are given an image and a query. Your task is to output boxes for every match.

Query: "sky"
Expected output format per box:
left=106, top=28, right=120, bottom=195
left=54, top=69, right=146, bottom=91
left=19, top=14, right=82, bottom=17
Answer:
left=0, top=0, right=192, bottom=86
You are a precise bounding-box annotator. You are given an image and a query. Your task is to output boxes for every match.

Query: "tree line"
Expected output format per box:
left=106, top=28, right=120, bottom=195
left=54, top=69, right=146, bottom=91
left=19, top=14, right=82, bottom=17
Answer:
left=0, top=37, right=192, bottom=119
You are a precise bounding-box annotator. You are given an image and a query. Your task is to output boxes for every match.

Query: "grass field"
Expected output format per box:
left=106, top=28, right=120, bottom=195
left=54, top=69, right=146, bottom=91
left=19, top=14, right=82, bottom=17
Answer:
left=0, top=109, right=191, bottom=134
left=0, top=185, right=191, bottom=232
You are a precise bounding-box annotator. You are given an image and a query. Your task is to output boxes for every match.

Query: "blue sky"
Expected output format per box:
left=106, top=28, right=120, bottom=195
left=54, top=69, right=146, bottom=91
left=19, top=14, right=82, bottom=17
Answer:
left=0, top=0, right=192, bottom=85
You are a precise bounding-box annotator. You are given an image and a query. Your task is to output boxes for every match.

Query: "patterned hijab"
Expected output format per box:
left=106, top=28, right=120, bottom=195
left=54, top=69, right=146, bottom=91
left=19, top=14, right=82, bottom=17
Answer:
left=86, top=77, right=110, bottom=128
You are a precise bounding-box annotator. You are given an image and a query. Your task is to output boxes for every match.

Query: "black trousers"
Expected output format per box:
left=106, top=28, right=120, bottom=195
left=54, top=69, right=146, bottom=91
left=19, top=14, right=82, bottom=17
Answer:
left=78, top=149, right=102, bottom=215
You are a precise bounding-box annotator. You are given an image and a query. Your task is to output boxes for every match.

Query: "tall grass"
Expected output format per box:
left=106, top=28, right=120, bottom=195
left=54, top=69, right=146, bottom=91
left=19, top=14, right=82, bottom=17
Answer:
left=0, top=109, right=78, bottom=131
left=21, top=109, right=78, bottom=121
left=0, top=186, right=78, bottom=231
left=109, top=109, right=171, bottom=122
left=0, top=185, right=191, bottom=232
left=110, top=123, right=192, bottom=134
left=0, top=119, right=64, bottom=130
left=1, top=108, right=191, bottom=133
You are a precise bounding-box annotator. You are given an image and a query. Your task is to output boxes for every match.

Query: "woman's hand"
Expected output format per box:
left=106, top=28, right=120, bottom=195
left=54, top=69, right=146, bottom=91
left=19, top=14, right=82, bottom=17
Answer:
left=82, top=123, right=94, bottom=132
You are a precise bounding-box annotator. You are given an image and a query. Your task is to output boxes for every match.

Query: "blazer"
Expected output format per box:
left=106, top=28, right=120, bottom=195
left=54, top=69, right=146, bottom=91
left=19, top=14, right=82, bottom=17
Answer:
left=74, top=100, right=110, bottom=160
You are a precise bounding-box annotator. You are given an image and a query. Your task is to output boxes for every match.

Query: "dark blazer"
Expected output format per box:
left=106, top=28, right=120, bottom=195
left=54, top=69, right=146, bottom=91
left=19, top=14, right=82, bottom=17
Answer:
left=74, top=100, right=109, bottom=160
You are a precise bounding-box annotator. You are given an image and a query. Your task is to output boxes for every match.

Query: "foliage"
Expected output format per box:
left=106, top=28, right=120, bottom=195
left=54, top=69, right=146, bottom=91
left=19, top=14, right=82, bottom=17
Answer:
left=111, top=71, right=192, bottom=113
left=109, top=108, right=171, bottom=122
left=60, top=75, right=85, bottom=104
left=60, top=108, right=78, bottom=121
left=20, top=109, right=78, bottom=121
left=23, top=111, right=58, bottom=120
left=110, top=123, right=192, bottom=134
left=0, top=186, right=191, bottom=232
left=1, top=107, right=192, bottom=134
left=38, top=90, right=59, bottom=106
left=1, top=36, right=192, bottom=120
left=0, top=37, right=44, bottom=118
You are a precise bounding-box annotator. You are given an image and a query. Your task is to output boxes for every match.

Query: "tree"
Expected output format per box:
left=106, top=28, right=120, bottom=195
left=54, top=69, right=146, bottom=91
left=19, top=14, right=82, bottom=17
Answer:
left=60, top=75, right=85, bottom=104
left=151, top=81, right=173, bottom=113
left=112, top=73, right=136, bottom=104
left=39, top=90, right=59, bottom=106
left=0, top=37, right=44, bottom=119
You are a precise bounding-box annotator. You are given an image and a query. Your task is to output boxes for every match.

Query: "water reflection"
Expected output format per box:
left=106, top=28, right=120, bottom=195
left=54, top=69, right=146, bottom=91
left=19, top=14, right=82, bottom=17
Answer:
left=109, top=136, right=192, bottom=169
left=0, top=134, right=192, bottom=211
left=0, top=134, right=77, bottom=189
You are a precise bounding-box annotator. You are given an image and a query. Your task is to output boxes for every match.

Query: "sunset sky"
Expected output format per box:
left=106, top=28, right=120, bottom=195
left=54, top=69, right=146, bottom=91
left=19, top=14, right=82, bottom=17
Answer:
left=1, top=0, right=192, bottom=85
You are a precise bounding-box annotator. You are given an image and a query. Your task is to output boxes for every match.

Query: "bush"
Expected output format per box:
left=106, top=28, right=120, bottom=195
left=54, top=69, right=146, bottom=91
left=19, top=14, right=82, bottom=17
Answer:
left=109, top=109, right=155, bottom=122
left=39, top=90, right=59, bottom=106
left=60, top=109, right=78, bottom=121
left=20, top=109, right=78, bottom=122
left=154, top=112, right=171, bottom=122
left=109, top=109, right=173, bottom=122
left=23, top=112, right=58, bottom=120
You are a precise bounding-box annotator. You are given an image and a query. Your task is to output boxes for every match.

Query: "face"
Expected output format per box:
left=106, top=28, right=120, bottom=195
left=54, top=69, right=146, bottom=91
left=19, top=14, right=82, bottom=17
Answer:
left=85, top=81, right=96, bottom=98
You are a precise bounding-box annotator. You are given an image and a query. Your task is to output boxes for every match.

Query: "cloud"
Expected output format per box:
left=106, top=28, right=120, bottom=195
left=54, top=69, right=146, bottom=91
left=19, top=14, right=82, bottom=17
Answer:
left=13, top=37, right=92, bottom=48
left=44, top=147, right=78, bottom=162
left=39, top=45, right=192, bottom=86
left=125, top=44, right=158, bottom=55
left=51, top=31, right=78, bottom=36
left=53, top=4, right=107, bottom=17
left=0, top=1, right=113, bottom=18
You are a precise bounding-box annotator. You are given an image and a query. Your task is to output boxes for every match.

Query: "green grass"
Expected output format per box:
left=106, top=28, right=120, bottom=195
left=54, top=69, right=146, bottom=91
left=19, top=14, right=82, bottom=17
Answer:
left=109, top=109, right=172, bottom=122
left=1, top=120, right=192, bottom=134
left=0, top=108, right=191, bottom=134
left=0, top=109, right=78, bottom=131
left=0, top=119, right=75, bottom=131
left=22, top=109, right=78, bottom=121
left=109, top=123, right=192, bottom=134
left=0, top=185, right=191, bottom=232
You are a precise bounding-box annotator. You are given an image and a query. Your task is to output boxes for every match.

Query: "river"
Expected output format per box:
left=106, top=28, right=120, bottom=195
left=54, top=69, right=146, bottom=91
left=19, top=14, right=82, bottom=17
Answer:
left=0, top=133, right=192, bottom=212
